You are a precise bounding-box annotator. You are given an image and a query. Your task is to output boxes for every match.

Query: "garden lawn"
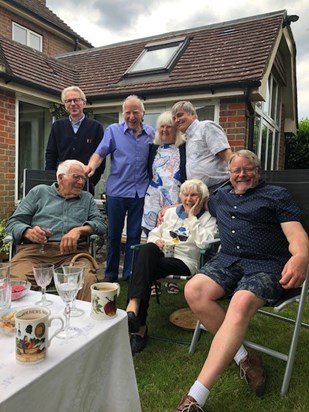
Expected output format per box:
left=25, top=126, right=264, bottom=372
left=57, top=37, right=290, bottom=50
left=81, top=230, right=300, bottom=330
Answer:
left=117, top=280, right=309, bottom=412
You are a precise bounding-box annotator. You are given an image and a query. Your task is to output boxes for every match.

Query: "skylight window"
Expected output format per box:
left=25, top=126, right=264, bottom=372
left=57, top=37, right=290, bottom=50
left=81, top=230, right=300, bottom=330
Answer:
left=126, top=37, right=188, bottom=76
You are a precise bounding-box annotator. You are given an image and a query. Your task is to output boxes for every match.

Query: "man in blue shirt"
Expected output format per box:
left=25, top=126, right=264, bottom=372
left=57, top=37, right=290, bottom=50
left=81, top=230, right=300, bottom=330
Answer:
left=6, top=160, right=106, bottom=301
left=174, top=150, right=309, bottom=412
left=86, top=95, right=155, bottom=281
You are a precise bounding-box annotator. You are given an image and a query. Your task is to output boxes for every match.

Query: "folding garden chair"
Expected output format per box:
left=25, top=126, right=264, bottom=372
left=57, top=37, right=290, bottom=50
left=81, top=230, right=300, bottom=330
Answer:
left=188, top=169, right=309, bottom=395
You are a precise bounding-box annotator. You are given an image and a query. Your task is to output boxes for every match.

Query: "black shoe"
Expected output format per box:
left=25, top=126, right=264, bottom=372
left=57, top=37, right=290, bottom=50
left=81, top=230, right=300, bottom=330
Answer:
left=127, top=311, right=141, bottom=333
left=130, top=327, right=148, bottom=355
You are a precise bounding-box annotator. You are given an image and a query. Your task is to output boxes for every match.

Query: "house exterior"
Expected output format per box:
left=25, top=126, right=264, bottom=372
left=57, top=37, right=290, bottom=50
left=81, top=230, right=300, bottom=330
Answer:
left=0, top=1, right=299, bottom=219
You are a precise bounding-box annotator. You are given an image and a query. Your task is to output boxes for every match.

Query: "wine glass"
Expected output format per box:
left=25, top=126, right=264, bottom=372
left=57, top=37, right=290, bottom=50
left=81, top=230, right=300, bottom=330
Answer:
left=39, top=228, right=53, bottom=254
left=53, top=267, right=83, bottom=339
left=33, top=263, right=54, bottom=306
left=62, top=265, right=85, bottom=317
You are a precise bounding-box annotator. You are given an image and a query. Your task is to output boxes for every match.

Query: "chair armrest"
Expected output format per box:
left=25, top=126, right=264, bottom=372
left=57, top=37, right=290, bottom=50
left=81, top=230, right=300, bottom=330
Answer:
left=200, top=238, right=221, bottom=266
left=89, top=234, right=100, bottom=258
left=3, top=234, right=12, bottom=243
left=3, top=234, right=13, bottom=260
left=130, top=243, right=144, bottom=251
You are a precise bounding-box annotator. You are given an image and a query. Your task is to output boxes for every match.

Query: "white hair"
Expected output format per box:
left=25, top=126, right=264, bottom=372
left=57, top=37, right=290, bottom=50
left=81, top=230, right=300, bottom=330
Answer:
left=61, top=86, right=86, bottom=103
left=56, top=159, right=85, bottom=179
left=153, top=111, right=186, bottom=147
left=179, top=179, right=209, bottom=199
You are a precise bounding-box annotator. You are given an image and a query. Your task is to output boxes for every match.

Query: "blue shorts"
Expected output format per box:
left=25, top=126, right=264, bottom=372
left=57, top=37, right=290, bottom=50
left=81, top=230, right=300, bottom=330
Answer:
left=198, top=256, right=285, bottom=305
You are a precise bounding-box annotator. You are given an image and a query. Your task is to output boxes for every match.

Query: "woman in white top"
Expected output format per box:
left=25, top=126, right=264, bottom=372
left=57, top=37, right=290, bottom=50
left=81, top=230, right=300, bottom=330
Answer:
left=126, top=179, right=217, bottom=355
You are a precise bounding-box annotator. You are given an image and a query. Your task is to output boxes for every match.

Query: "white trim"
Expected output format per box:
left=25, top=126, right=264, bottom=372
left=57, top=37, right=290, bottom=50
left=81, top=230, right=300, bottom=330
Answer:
left=12, top=22, right=43, bottom=52
left=14, top=99, right=19, bottom=205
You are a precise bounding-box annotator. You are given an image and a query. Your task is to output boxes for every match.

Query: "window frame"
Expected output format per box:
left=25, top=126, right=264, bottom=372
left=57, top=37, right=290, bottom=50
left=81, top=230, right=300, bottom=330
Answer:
left=125, top=37, right=189, bottom=77
left=254, top=73, right=282, bottom=170
left=12, top=22, right=43, bottom=52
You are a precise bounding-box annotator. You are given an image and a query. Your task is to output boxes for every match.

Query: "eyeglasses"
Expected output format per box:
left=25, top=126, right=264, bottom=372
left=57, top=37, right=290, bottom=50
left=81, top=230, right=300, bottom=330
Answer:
left=64, top=98, right=83, bottom=104
left=229, top=166, right=257, bottom=175
left=66, top=174, right=87, bottom=182
left=169, top=231, right=188, bottom=242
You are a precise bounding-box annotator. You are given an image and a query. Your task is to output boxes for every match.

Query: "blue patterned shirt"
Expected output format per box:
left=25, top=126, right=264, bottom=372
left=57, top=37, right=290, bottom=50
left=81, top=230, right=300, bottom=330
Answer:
left=208, top=181, right=301, bottom=275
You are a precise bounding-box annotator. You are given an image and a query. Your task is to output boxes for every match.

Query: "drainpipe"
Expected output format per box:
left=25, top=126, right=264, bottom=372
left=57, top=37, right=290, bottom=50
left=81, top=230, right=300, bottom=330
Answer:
left=74, top=38, right=80, bottom=51
left=245, top=87, right=255, bottom=151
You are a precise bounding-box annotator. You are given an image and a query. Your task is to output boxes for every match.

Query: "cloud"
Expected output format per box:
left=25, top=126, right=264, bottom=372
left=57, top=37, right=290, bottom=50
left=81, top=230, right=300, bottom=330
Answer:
left=92, top=0, right=154, bottom=33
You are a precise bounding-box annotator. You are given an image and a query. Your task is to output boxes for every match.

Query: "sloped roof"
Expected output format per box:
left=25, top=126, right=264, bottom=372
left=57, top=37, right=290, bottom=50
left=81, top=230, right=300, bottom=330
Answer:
left=0, top=10, right=289, bottom=100
left=0, top=36, right=78, bottom=93
left=57, top=10, right=285, bottom=100
left=2, top=0, right=92, bottom=48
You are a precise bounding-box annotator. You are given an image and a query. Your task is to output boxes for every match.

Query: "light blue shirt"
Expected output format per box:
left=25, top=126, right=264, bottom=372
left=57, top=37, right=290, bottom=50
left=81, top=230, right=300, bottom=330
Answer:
left=95, top=121, right=155, bottom=198
left=69, top=115, right=85, bottom=134
left=186, top=119, right=230, bottom=187
left=6, top=183, right=106, bottom=244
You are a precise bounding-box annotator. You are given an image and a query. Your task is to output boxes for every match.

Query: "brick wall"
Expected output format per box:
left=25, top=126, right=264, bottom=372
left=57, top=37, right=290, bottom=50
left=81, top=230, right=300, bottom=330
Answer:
left=0, top=7, right=12, bottom=38
left=0, top=5, right=77, bottom=55
left=219, top=98, right=247, bottom=151
left=0, top=89, right=16, bottom=220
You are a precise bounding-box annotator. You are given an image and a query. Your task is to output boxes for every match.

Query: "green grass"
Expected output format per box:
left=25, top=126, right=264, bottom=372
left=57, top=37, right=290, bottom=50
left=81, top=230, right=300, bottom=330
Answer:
left=117, top=280, right=309, bottom=412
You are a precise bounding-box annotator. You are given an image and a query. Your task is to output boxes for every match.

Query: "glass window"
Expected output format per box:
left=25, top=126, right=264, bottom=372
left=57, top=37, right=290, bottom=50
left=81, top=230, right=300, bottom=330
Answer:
left=12, top=22, right=42, bottom=52
left=18, top=102, right=51, bottom=199
left=131, top=45, right=180, bottom=72
left=196, top=105, right=215, bottom=121
left=126, top=37, right=188, bottom=76
left=13, top=24, right=27, bottom=45
left=143, top=112, right=162, bottom=128
left=94, top=112, right=119, bottom=130
left=254, top=73, right=281, bottom=170
left=29, top=32, right=41, bottom=51
left=93, top=113, right=119, bottom=198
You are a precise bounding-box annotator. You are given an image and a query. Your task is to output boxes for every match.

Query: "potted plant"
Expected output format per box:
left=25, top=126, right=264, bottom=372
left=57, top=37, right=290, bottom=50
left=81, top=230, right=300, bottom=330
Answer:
left=0, top=219, right=10, bottom=261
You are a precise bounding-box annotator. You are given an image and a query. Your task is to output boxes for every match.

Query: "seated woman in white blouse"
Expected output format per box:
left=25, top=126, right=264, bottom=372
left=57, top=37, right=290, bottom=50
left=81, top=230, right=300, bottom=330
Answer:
left=126, top=179, right=218, bottom=355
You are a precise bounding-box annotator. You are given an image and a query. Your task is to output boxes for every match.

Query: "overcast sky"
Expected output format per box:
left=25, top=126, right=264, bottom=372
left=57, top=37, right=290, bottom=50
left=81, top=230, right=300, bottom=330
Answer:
left=47, top=0, right=309, bottom=120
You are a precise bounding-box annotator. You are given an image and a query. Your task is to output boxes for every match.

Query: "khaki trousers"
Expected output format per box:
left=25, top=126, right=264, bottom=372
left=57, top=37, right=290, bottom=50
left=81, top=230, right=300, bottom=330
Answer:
left=9, top=243, right=98, bottom=302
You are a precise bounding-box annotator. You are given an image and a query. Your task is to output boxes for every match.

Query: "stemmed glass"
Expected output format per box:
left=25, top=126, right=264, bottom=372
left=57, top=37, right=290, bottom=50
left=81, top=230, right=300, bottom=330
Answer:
left=39, top=228, right=53, bottom=255
left=53, top=267, right=83, bottom=339
left=0, top=263, right=11, bottom=316
left=62, top=265, right=85, bottom=317
left=33, top=263, right=54, bottom=306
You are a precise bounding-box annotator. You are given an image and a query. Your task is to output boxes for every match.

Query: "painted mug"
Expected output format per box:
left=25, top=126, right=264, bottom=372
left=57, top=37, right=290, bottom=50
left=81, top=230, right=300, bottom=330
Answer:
left=90, top=282, right=120, bottom=320
left=14, top=306, right=64, bottom=364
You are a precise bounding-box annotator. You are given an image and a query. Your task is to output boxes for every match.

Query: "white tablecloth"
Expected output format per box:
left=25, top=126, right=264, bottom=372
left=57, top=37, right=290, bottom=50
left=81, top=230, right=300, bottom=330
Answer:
left=0, top=291, right=141, bottom=412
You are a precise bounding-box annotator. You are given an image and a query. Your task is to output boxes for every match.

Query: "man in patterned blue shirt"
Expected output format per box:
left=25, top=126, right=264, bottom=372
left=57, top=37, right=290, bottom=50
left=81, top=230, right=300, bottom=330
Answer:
left=174, top=150, right=309, bottom=412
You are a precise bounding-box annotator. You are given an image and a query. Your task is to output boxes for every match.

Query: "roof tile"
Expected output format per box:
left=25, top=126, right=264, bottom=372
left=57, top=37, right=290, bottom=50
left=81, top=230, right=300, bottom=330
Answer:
left=0, top=10, right=286, bottom=99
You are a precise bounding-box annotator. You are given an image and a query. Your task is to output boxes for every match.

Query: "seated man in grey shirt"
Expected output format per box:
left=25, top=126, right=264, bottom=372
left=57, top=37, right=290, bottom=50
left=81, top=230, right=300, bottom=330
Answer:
left=6, top=159, right=106, bottom=301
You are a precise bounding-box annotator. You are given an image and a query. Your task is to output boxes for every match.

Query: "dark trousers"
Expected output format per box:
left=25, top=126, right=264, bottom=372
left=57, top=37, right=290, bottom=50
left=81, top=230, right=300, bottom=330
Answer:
left=105, top=195, right=144, bottom=280
left=128, top=243, right=191, bottom=325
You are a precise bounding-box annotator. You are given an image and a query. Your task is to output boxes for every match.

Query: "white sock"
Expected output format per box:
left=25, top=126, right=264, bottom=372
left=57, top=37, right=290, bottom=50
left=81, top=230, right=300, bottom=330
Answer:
left=233, top=345, right=248, bottom=365
left=188, top=380, right=210, bottom=406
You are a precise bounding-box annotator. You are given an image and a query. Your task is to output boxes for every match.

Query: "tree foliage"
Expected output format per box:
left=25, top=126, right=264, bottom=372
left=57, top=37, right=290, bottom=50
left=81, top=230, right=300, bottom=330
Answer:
left=285, top=117, right=309, bottom=169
